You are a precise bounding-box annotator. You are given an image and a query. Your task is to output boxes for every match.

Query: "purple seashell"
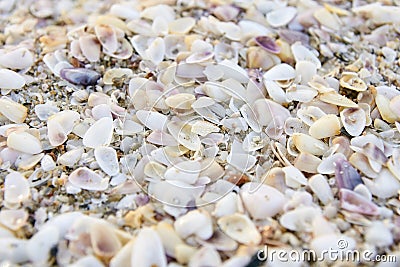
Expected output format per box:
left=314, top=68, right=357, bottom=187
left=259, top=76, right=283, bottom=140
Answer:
left=335, top=158, right=363, bottom=190
left=254, top=36, right=281, bottom=54
left=339, top=189, right=379, bottom=216
left=60, top=68, right=100, bottom=86
left=135, top=193, right=150, bottom=206
left=278, top=29, right=310, bottom=45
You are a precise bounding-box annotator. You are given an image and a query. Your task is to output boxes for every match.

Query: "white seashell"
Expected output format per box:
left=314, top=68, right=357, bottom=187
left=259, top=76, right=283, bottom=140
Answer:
left=266, top=7, right=297, bottom=27
left=141, top=4, right=175, bottom=22
left=131, top=228, right=167, bottom=267
left=0, top=97, right=28, bottom=123
left=26, top=225, right=59, bottom=264
left=308, top=174, right=333, bottom=205
left=165, top=93, right=195, bottom=110
left=0, top=237, right=29, bottom=263
left=294, top=152, right=321, bottom=173
left=263, top=63, right=296, bottom=82
left=70, top=255, right=105, bottom=267
left=309, top=114, right=341, bottom=139
left=191, top=120, right=219, bottom=137
left=213, top=192, right=240, bottom=218
left=47, top=110, right=80, bottom=146
left=103, top=68, right=132, bottom=85
left=105, top=38, right=133, bottom=60
left=4, top=172, right=30, bottom=208
left=317, top=153, right=346, bottom=175
left=92, top=104, right=112, bottom=120
left=291, top=43, right=321, bottom=68
left=311, top=234, right=356, bottom=258
left=238, top=20, right=271, bottom=40
left=340, top=107, right=366, bottom=137
left=94, top=146, right=119, bottom=176
left=144, top=161, right=166, bottom=179
left=242, top=131, right=268, bottom=152
left=376, top=94, right=398, bottom=123
left=68, top=167, right=109, bottom=191
left=339, top=72, right=367, bottom=92
left=83, top=117, right=114, bottom=148
left=253, top=98, right=291, bottom=127
left=240, top=182, right=285, bottom=219
left=218, top=60, right=249, bottom=83
left=282, top=165, right=308, bottom=188
left=0, top=69, right=25, bottom=89
left=95, top=24, right=118, bottom=53
left=365, top=221, right=393, bottom=247
left=240, top=104, right=261, bottom=133
left=313, top=8, right=340, bottom=31
left=189, top=246, right=222, bottom=267
left=217, top=22, right=241, bottom=41
left=58, top=148, right=84, bottom=167
left=217, top=213, right=261, bottom=245
left=34, top=103, right=59, bottom=121
left=169, top=17, right=196, bottom=34
left=174, top=209, right=213, bottom=240
left=280, top=206, right=322, bottom=232
left=155, top=221, right=186, bottom=258
left=319, top=92, right=357, bottom=108
left=164, top=160, right=201, bottom=184
left=136, top=110, right=168, bottom=131
left=286, top=85, right=318, bottom=103
left=296, top=61, right=317, bottom=85
left=227, top=153, right=256, bottom=172
left=90, top=222, right=122, bottom=258
left=264, top=80, right=289, bottom=104
left=79, top=35, right=100, bottom=62
left=167, top=121, right=201, bottom=151
left=146, top=37, right=165, bottom=65
left=0, top=47, right=34, bottom=69
left=7, top=131, right=42, bottom=154
left=110, top=4, right=139, bottom=20
left=41, top=154, right=56, bottom=172
left=363, top=168, right=400, bottom=199
left=292, top=133, right=329, bottom=156
left=0, top=209, right=28, bottom=231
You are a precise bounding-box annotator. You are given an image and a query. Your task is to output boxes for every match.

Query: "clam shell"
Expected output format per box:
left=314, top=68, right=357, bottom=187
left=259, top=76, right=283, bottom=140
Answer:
left=4, top=172, right=30, bottom=207
left=0, top=47, right=34, bottom=69
left=254, top=36, right=280, bottom=54
left=47, top=110, right=80, bottom=146
left=7, top=131, right=42, bottom=154
left=167, top=121, right=201, bottom=151
left=94, top=146, right=119, bottom=176
left=313, top=8, right=340, bottom=31
left=68, top=167, right=109, bottom=191
left=79, top=35, right=100, bottom=62
left=334, top=158, right=362, bottom=190
left=83, top=117, right=114, bottom=148
left=174, top=209, right=213, bottom=240
left=294, top=152, right=321, bottom=173
left=0, top=97, right=28, bottom=123
left=0, top=69, right=25, bottom=89
left=240, top=182, right=285, bottom=219
left=340, top=107, right=366, bottom=137
left=169, top=17, right=196, bottom=34
left=165, top=93, right=195, bottom=110
left=319, top=92, right=357, bottom=108
left=282, top=165, right=308, bottom=188
left=94, top=24, right=118, bottom=53
left=309, top=114, right=341, bottom=139
left=103, top=68, right=132, bottom=85
left=291, top=43, right=321, bottom=68
left=266, top=7, right=297, bottom=28
left=217, top=213, right=261, bottom=245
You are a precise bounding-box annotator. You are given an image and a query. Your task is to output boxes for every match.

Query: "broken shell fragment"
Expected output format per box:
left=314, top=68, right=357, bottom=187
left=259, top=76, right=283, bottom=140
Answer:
left=131, top=227, right=167, bottom=267
left=4, top=172, right=31, bottom=207
left=0, top=97, right=28, bottom=123
left=254, top=36, right=280, bottom=54
left=217, top=213, right=261, bottom=245
left=7, top=131, right=42, bottom=154
left=334, top=158, right=362, bottom=190
left=339, top=189, right=379, bottom=216
left=340, top=72, right=367, bottom=92
left=340, top=107, right=366, bottom=137
left=60, top=68, right=100, bottom=86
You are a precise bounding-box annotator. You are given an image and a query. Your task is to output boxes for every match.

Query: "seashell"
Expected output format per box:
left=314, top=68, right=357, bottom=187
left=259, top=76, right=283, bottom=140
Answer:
left=291, top=43, right=321, bottom=68
left=363, top=168, right=400, bottom=199
left=0, top=97, right=28, bottom=123
left=292, top=133, right=328, bottom=156
left=26, top=225, right=59, bottom=264
left=79, top=35, right=100, bottom=62
left=349, top=152, right=378, bottom=179
left=41, top=154, right=56, bottom=172
left=47, top=110, right=80, bottom=146
left=174, top=209, right=213, bottom=240
left=286, top=84, right=318, bottom=103
left=90, top=222, right=121, bottom=258
left=7, top=131, right=42, bottom=154
left=217, top=22, right=242, bottom=41
left=104, top=38, right=133, bottom=60
left=83, top=117, right=114, bottom=148
left=164, top=160, right=201, bottom=184
left=167, top=121, right=201, bottom=151
left=94, top=24, right=118, bottom=53
left=263, top=63, right=296, bottom=82
left=317, top=153, right=346, bottom=175
left=110, top=4, right=140, bottom=20
left=58, top=148, right=84, bottom=167
left=254, top=36, right=280, bottom=54
left=313, top=8, right=340, bottom=31
left=309, top=114, right=341, bottom=139
left=146, top=37, right=165, bottom=65
left=360, top=143, right=387, bottom=172
left=146, top=130, right=177, bottom=146
left=0, top=237, right=29, bottom=263
left=280, top=206, right=322, bottom=232
left=0, top=69, right=25, bottom=89
left=295, top=61, right=317, bottom=85
left=279, top=29, right=310, bottom=45
left=375, top=94, right=398, bottom=123
left=264, top=80, right=288, bottom=104
left=60, top=68, right=101, bottom=86
left=144, top=161, right=166, bottom=179
left=240, top=182, right=285, bottom=219
left=252, top=98, right=290, bottom=128
left=217, top=213, right=261, bottom=245
left=308, top=174, right=333, bottom=205
left=34, top=103, right=59, bottom=121
left=136, top=110, right=168, bottom=131
left=365, top=221, right=393, bottom=247
left=266, top=7, right=297, bottom=28
left=294, top=152, right=321, bottom=173
left=339, top=189, right=379, bottom=216
left=94, top=146, right=119, bottom=176
left=165, top=93, right=195, bottom=110
left=242, top=131, right=268, bottom=152
left=0, top=209, right=28, bottom=231
left=334, top=158, right=362, bottom=192
left=213, top=5, right=239, bottom=22
left=246, top=47, right=280, bottom=70
left=155, top=221, right=186, bottom=259
left=92, top=104, right=112, bottom=120
left=189, top=246, right=222, bottom=267
left=68, top=167, right=109, bottom=191
left=340, top=107, right=366, bottom=137
left=131, top=227, right=167, bottom=267
left=103, top=68, right=132, bottom=85
left=70, top=255, right=105, bottom=267
left=213, top=192, right=240, bottom=218
left=282, top=165, right=308, bottom=188
left=169, top=17, right=196, bottom=34
left=319, top=92, right=357, bottom=108
left=226, top=152, right=256, bottom=173
left=339, top=72, right=367, bottom=92
left=4, top=172, right=30, bottom=207
left=0, top=47, right=34, bottom=69
left=191, top=120, right=220, bottom=137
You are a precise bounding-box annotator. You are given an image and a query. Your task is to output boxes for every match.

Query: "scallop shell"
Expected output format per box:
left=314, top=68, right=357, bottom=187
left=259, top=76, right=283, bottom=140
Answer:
left=0, top=69, right=25, bottom=89
left=94, top=146, right=120, bottom=176
left=217, top=213, right=261, bottom=245
left=4, top=172, right=30, bottom=207
left=0, top=97, right=28, bottom=123
left=68, top=167, right=109, bottom=191
left=83, top=117, right=114, bottom=148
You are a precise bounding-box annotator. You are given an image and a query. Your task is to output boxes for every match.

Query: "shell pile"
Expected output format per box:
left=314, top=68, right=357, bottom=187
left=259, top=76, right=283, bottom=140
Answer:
left=1, top=0, right=400, bottom=266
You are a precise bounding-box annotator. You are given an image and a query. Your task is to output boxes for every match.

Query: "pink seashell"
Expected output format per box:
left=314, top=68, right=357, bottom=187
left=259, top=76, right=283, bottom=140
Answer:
left=339, top=189, right=379, bottom=216
left=254, top=36, right=281, bottom=54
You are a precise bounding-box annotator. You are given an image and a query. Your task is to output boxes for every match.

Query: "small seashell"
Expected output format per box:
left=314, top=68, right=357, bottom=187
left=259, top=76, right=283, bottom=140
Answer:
left=136, top=110, right=168, bottom=131
left=58, top=148, right=84, bottom=167
left=79, top=35, right=100, bottom=62
left=309, top=114, right=341, bottom=139
left=375, top=94, right=398, bottom=123
left=169, top=17, right=196, bottom=34
left=266, top=7, right=297, bottom=28
left=7, top=131, right=42, bottom=154
left=4, top=172, right=30, bottom=207
left=103, top=68, right=132, bottom=85
left=294, top=152, right=321, bottom=173
left=280, top=206, right=322, bottom=232
left=191, top=120, right=219, bottom=137
left=292, top=133, right=328, bottom=156
left=94, top=146, right=119, bottom=176
left=282, top=165, right=308, bottom=188
left=167, top=121, right=201, bottom=151
left=165, top=93, right=195, bottom=110
left=264, top=80, right=288, bottom=104
left=83, top=117, right=114, bottom=148
left=242, top=131, right=268, bottom=152
left=47, top=110, right=80, bottom=146
left=313, top=8, right=340, bottom=31
left=0, top=209, right=28, bottom=231
left=60, top=68, right=101, bottom=86
left=90, top=222, right=122, bottom=258
left=68, top=167, right=109, bottom=191
left=0, top=69, right=25, bottom=89
left=0, top=47, right=34, bottom=69
left=41, top=155, right=56, bottom=172
left=146, top=37, right=165, bottom=65
left=319, top=92, right=357, bottom=108
left=174, top=209, right=213, bottom=240
left=339, top=72, right=367, bottom=92
left=286, top=84, right=318, bottom=102
left=334, top=158, right=362, bottom=190
left=94, top=24, right=118, bottom=53
left=34, top=103, right=59, bottom=121
left=217, top=213, right=261, bottom=245
left=263, top=63, right=296, bottom=82
left=363, top=168, right=400, bottom=199
left=164, top=160, right=201, bottom=184
left=254, top=36, right=280, bottom=54
left=291, top=43, right=321, bottom=68
left=340, top=107, right=366, bottom=137
left=295, top=61, right=317, bottom=85
left=317, top=153, right=347, bottom=175
left=349, top=152, right=378, bottom=179
left=308, top=174, right=333, bottom=205
left=339, top=189, right=379, bottom=216
left=240, top=182, right=285, bottom=219
left=0, top=97, right=28, bottom=123
left=189, top=246, right=222, bottom=267
left=213, top=5, right=239, bottom=22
